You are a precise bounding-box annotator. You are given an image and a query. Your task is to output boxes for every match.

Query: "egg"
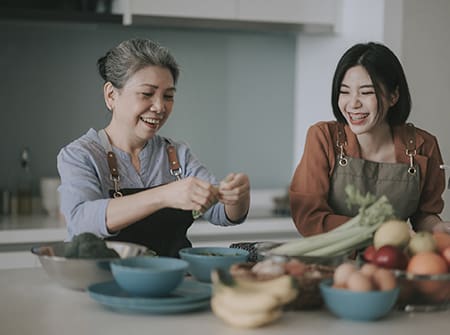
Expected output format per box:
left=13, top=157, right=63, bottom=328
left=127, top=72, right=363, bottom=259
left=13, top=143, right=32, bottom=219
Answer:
left=333, top=263, right=357, bottom=287
left=347, top=272, right=374, bottom=292
left=360, top=263, right=378, bottom=277
left=372, top=268, right=396, bottom=291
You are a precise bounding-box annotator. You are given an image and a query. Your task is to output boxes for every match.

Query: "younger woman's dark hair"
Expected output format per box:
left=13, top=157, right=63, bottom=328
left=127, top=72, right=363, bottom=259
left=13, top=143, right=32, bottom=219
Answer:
left=97, top=38, right=180, bottom=89
left=331, top=42, right=411, bottom=125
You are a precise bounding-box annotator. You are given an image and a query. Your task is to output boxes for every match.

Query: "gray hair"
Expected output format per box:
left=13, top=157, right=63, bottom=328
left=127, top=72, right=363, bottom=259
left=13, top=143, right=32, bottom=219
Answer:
left=97, top=38, right=180, bottom=88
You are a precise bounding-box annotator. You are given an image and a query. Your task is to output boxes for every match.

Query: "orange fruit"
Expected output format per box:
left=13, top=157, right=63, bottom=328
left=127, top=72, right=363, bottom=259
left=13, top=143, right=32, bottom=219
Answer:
left=406, top=251, right=449, bottom=301
left=433, top=232, right=450, bottom=252
left=407, top=251, right=448, bottom=275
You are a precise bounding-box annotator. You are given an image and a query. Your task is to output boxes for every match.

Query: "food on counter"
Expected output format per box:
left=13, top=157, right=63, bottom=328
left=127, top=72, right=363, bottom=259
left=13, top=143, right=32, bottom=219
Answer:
left=362, top=245, right=376, bottom=262
left=64, top=232, right=120, bottom=259
left=408, top=231, right=437, bottom=255
left=210, top=269, right=297, bottom=328
left=433, top=231, right=450, bottom=252
left=230, top=259, right=334, bottom=310
left=373, top=219, right=411, bottom=250
left=405, top=251, right=449, bottom=301
left=407, top=251, right=448, bottom=275
left=442, top=246, right=450, bottom=266
left=269, top=185, right=395, bottom=257
left=333, top=262, right=396, bottom=292
left=332, top=262, right=357, bottom=288
left=372, top=245, right=409, bottom=270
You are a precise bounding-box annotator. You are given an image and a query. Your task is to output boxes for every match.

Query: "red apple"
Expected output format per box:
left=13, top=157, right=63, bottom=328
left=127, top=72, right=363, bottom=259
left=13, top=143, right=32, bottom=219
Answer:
left=373, top=245, right=408, bottom=270
left=363, top=245, right=376, bottom=263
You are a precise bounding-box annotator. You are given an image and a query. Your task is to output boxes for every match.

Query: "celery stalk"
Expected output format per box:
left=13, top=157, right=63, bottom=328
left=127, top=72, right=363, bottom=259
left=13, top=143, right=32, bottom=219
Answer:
left=268, top=194, right=395, bottom=257
left=269, top=226, right=367, bottom=256
left=303, top=230, right=373, bottom=257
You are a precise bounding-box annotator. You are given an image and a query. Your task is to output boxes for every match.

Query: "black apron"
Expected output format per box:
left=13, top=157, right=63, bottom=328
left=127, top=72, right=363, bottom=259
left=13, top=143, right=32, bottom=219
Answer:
left=98, top=130, right=194, bottom=258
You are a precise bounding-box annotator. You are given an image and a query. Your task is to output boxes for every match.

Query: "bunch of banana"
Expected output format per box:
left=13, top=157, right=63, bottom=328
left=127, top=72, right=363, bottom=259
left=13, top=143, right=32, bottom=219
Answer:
left=210, top=269, right=298, bottom=328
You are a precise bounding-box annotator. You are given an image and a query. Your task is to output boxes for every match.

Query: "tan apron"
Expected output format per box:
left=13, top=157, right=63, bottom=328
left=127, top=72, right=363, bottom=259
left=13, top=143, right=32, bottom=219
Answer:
left=328, top=123, right=420, bottom=220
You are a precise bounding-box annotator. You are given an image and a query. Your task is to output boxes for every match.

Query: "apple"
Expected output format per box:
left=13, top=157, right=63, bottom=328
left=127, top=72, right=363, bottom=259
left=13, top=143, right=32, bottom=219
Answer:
left=363, top=245, right=376, bottom=263
left=373, top=245, right=408, bottom=270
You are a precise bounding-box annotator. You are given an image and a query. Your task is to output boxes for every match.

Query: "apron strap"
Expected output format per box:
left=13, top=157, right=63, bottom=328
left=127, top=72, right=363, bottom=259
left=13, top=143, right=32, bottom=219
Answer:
left=336, top=122, right=348, bottom=166
left=98, top=129, right=122, bottom=197
left=165, top=139, right=182, bottom=181
left=405, top=123, right=417, bottom=175
left=97, top=130, right=184, bottom=196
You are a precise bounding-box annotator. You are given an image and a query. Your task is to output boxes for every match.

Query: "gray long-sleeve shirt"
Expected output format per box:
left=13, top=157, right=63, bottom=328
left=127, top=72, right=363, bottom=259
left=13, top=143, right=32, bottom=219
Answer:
left=57, top=128, right=242, bottom=240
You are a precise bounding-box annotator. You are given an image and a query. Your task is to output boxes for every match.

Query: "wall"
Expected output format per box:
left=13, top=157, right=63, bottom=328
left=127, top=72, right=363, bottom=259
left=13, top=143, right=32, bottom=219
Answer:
left=401, top=0, right=450, bottom=219
left=0, top=20, right=296, bottom=196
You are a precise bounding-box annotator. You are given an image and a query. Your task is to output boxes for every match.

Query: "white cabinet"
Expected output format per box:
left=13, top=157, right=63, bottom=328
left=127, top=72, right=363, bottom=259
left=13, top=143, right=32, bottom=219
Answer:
left=237, top=0, right=337, bottom=25
left=112, top=0, right=337, bottom=30
left=122, top=0, right=238, bottom=20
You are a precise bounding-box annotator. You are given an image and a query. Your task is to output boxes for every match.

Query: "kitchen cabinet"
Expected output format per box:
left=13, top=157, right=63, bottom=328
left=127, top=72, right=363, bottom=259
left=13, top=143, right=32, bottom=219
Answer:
left=238, top=0, right=337, bottom=26
left=112, top=0, right=337, bottom=31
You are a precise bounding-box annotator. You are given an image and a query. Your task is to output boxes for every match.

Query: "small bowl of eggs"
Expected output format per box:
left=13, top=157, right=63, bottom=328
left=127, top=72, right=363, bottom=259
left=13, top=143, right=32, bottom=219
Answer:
left=319, top=262, right=400, bottom=321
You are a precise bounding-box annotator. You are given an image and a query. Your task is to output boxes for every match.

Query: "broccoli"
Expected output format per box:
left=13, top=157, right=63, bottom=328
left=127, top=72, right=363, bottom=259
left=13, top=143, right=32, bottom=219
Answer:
left=64, top=232, right=120, bottom=259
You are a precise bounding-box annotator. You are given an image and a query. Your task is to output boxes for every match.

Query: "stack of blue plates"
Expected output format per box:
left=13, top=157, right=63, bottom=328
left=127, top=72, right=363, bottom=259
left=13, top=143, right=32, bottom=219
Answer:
left=88, top=278, right=211, bottom=314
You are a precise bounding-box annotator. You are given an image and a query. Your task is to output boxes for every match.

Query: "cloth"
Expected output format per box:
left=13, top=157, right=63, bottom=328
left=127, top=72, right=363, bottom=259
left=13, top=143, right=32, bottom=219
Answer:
left=290, top=121, right=445, bottom=236
left=106, top=187, right=194, bottom=257
left=57, top=128, right=243, bottom=241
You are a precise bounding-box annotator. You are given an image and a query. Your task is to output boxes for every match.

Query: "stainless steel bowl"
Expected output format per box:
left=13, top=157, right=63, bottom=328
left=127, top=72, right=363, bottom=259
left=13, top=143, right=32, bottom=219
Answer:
left=31, top=241, right=154, bottom=291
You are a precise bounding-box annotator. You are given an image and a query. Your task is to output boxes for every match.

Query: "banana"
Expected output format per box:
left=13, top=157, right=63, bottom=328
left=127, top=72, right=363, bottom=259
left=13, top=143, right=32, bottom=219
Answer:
left=212, top=286, right=281, bottom=313
left=210, top=269, right=298, bottom=328
left=211, top=295, right=283, bottom=329
left=233, top=275, right=298, bottom=304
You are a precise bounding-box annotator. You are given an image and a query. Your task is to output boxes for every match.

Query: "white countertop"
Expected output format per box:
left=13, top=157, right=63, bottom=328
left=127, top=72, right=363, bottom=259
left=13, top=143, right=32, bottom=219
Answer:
left=0, top=267, right=448, bottom=335
left=0, top=214, right=298, bottom=268
left=0, top=214, right=297, bottom=245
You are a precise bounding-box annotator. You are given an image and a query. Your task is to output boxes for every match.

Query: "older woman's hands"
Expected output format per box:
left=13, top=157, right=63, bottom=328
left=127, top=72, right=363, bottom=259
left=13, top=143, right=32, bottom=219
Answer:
left=219, top=173, right=251, bottom=222
left=165, top=176, right=219, bottom=213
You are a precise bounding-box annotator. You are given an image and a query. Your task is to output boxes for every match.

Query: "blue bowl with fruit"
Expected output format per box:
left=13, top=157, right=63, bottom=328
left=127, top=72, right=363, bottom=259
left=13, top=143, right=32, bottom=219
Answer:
left=320, top=278, right=399, bottom=321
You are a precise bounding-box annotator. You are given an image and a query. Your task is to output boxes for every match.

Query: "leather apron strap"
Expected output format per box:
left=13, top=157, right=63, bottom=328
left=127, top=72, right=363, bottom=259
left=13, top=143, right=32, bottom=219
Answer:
left=98, top=130, right=194, bottom=257
left=328, top=123, right=420, bottom=220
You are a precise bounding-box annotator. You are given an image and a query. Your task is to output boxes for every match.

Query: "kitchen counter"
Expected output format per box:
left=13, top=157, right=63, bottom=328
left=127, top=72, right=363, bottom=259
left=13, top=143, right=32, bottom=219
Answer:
left=0, top=267, right=448, bottom=335
left=0, top=214, right=298, bottom=268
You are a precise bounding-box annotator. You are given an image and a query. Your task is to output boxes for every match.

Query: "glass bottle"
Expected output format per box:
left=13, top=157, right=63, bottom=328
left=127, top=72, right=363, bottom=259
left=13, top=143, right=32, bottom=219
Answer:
left=17, top=147, right=33, bottom=215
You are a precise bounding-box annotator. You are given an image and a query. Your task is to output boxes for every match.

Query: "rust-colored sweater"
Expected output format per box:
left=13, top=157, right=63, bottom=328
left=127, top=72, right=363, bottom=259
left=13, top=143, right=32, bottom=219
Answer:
left=290, top=121, right=445, bottom=236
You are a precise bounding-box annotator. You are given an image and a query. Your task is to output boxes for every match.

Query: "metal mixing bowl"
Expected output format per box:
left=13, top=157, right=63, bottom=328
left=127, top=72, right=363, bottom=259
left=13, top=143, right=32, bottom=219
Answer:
left=31, top=241, right=154, bottom=291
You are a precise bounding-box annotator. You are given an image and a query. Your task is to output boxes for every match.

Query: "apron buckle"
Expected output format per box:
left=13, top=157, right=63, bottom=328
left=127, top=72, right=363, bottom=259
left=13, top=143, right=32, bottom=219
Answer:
left=170, top=167, right=182, bottom=181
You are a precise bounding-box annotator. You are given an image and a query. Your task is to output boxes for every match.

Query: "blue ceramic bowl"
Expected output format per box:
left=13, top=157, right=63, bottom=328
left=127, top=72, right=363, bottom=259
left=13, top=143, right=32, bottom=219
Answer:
left=111, top=256, right=188, bottom=297
left=319, top=278, right=399, bottom=321
left=179, top=247, right=249, bottom=282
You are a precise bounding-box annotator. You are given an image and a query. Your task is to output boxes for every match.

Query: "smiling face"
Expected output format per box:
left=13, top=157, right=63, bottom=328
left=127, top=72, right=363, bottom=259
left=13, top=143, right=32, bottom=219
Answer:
left=338, top=65, right=396, bottom=136
left=105, top=65, right=176, bottom=143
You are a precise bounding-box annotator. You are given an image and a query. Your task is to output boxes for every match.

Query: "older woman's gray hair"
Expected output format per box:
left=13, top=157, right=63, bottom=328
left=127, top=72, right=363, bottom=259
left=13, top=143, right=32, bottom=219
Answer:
left=97, top=38, right=180, bottom=88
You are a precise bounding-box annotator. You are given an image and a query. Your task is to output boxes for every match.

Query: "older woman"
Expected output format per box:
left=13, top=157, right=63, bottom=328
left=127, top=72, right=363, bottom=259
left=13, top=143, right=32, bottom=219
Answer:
left=57, top=38, right=250, bottom=256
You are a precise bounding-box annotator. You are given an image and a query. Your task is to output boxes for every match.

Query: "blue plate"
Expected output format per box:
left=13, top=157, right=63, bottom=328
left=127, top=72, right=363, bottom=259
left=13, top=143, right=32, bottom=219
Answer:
left=88, top=278, right=211, bottom=313
left=90, top=295, right=210, bottom=314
